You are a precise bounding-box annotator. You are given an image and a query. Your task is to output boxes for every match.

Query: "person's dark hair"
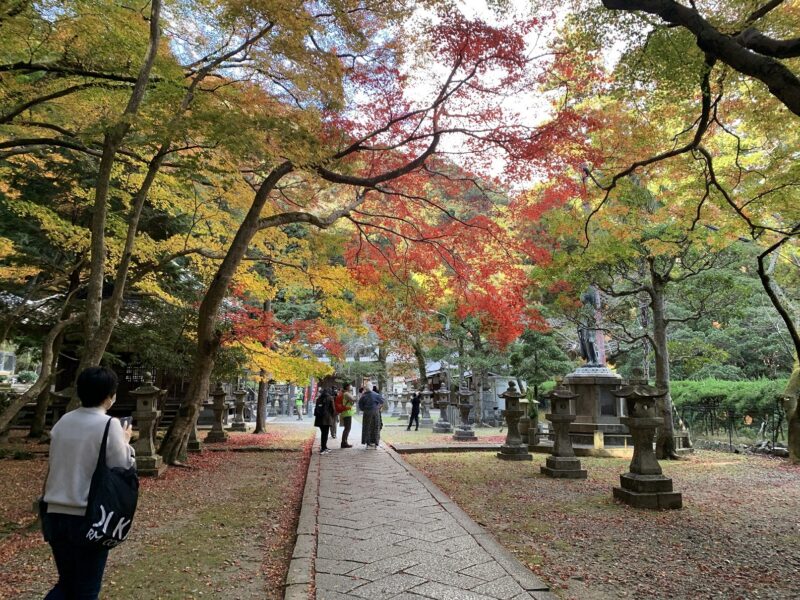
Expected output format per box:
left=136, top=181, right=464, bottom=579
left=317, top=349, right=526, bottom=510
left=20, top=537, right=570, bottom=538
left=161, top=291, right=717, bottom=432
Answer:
left=76, top=366, right=119, bottom=408
left=358, top=387, right=364, bottom=394
left=372, top=385, right=379, bottom=392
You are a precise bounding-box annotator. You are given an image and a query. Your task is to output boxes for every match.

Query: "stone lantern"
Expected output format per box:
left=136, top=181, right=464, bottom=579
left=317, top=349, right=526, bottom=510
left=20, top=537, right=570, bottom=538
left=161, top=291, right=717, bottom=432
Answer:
left=453, top=388, right=477, bottom=441
left=611, top=382, right=682, bottom=509
left=205, top=383, right=229, bottom=443
left=497, top=381, right=531, bottom=461
left=397, top=390, right=410, bottom=420
left=540, top=387, right=586, bottom=478
left=130, top=373, right=166, bottom=477
left=419, top=387, right=434, bottom=427
left=229, top=388, right=247, bottom=432
left=433, top=385, right=453, bottom=433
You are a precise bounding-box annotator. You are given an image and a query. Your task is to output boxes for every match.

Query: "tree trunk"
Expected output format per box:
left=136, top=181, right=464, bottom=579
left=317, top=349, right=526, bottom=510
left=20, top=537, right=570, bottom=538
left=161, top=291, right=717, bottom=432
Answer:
left=0, top=316, right=78, bottom=433
left=159, top=162, right=292, bottom=464
left=28, top=327, right=63, bottom=438
left=411, top=340, right=427, bottom=389
left=756, top=231, right=800, bottom=463
left=377, top=343, right=388, bottom=392
left=649, top=274, right=678, bottom=459
left=73, top=0, right=162, bottom=409
left=254, top=371, right=267, bottom=434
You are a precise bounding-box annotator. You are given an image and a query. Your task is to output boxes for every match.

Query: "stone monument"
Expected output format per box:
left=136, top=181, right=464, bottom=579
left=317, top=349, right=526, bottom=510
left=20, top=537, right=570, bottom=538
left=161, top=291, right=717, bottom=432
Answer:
left=497, top=381, right=532, bottom=461
left=432, top=385, right=453, bottom=433
left=563, top=286, right=624, bottom=446
left=453, top=388, right=477, bottom=441
left=540, top=387, right=587, bottom=478
left=611, top=382, right=682, bottom=509
left=229, top=388, right=247, bottom=432
left=205, top=383, right=229, bottom=443
left=130, top=374, right=166, bottom=477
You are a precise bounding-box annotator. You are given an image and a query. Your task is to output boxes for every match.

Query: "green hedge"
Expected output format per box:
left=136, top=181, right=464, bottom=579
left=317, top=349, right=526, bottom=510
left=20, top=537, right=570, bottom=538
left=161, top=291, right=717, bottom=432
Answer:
left=671, top=379, right=788, bottom=415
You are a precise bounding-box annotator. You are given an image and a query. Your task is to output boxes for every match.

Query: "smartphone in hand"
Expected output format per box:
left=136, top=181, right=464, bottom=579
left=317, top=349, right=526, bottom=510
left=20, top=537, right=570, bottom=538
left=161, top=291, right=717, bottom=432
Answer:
left=119, top=416, right=132, bottom=429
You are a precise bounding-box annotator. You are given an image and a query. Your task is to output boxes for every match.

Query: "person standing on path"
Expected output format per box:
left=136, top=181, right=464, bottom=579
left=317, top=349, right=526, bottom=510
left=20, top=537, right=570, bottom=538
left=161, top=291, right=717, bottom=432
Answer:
left=294, top=389, right=304, bottom=421
left=339, top=382, right=356, bottom=448
left=41, top=366, right=136, bottom=600
left=314, top=388, right=336, bottom=454
left=407, top=391, right=421, bottom=431
left=358, top=386, right=384, bottom=447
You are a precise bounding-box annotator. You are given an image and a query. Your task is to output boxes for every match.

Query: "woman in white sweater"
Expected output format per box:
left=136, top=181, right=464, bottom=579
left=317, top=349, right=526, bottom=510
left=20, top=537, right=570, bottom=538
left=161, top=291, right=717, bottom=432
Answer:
left=42, top=366, right=135, bottom=599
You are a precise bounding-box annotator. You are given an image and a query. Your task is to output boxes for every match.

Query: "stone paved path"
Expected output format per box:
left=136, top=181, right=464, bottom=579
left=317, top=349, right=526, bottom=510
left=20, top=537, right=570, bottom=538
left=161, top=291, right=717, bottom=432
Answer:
left=303, top=421, right=555, bottom=600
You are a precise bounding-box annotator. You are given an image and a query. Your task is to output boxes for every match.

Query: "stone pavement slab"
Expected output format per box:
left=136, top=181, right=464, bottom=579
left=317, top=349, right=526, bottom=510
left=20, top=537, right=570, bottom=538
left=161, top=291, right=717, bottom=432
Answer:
left=287, top=418, right=552, bottom=599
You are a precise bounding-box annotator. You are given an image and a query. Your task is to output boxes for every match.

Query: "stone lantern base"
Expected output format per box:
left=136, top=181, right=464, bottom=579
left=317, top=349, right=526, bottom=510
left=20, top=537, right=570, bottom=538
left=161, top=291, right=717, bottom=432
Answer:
left=453, top=428, right=477, bottom=441
left=187, top=439, right=203, bottom=453
left=228, top=422, right=247, bottom=432
left=613, top=473, right=682, bottom=509
left=496, top=445, right=532, bottom=461
left=540, top=455, right=587, bottom=479
left=136, top=455, right=167, bottom=478
left=205, top=429, right=228, bottom=443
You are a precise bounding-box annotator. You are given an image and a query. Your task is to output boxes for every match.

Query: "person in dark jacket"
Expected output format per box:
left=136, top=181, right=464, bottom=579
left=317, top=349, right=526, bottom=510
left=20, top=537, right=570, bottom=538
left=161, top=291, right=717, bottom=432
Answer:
left=314, top=388, right=337, bottom=454
left=358, top=386, right=384, bottom=447
left=407, top=391, right=421, bottom=431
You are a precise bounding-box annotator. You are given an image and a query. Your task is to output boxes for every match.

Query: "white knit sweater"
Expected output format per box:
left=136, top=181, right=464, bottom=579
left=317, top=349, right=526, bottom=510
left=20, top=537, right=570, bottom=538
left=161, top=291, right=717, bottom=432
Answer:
left=44, top=407, right=136, bottom=516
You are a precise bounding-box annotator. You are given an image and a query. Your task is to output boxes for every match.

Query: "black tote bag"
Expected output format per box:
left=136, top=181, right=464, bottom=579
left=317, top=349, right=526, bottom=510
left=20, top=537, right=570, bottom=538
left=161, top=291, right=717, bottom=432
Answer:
left=82, top=419, right=139, bottom=548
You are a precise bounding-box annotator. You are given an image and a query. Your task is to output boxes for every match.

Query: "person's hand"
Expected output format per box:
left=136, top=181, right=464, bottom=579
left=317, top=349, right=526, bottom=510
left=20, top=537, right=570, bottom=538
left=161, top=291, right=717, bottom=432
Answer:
left=122, top=422, right=133, bottom=444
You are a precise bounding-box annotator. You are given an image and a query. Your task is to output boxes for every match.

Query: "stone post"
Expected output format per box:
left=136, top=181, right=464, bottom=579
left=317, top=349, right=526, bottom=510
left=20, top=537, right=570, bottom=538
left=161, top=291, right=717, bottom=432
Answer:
left=419, top=388, right=434, bottom=427
left=205, top=383, right=229, bottom=443
left=497, top=381, right=531, bottom=461
left=229, top=388, right=247, bottom=432
left=540, top=388, right=587, bottom=478
left=611, top=383, right=682, bottom=509
left=130, top=373, right=166, bottom=477
left=433, top=386, right=453, bottom=433
left=453, top=389, right=477, bottom=441
left=390, top=394, right=401, bottom=418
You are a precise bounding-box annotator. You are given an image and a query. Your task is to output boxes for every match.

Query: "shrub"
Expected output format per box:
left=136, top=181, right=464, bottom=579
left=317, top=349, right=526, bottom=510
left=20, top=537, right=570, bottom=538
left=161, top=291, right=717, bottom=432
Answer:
left=16, top=371, right=38, bottom=384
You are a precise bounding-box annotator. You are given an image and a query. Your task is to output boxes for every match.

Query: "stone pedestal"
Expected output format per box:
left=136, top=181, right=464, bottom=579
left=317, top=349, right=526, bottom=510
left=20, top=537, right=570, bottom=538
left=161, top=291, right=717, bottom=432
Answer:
left=611, top=383, right=682, bottom=509
left=541, top=388, right=586, bottom=478
left=390, top=396, right=401, bottom=418
left=564, top=367, right=625, bottom=445
left=497, top=382, right=532, bottom=461
left=419, top=389, right=433, bottom=427
left=229, top=388, right=247, bottom=432
left=130, top=374, right=166, bottom=477
left=433, top=389, right=453, bottom=433
left=453, top=390, right=477, bottom=441
left=205, top=383, right=229, bottom=443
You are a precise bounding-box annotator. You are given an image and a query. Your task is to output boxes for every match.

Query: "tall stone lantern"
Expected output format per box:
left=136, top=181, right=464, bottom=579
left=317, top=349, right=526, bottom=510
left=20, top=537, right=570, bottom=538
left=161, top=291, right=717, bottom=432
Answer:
left=453, top=388, right=477, bottom=441
left=611, top=382, right=682, bottom=509
left=419, top=387, right=434, bottom=427
left=497, top=381, right=532, bottom=461
left=130, top=373, right=166, bottom=477
left=432, top=385, right=453, bottom=433
left=397, top=390, right=410, bottom=420
left=540, top=387, right=586, bottom=478
left=205, top=383, right=229, bottom=443
left=229, top=388, right=247, bottom=432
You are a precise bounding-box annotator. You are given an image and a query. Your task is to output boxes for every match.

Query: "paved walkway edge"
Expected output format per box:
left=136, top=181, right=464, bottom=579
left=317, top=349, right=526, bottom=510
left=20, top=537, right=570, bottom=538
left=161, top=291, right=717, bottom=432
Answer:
left=383, top=445, right=556, bottom=598
left=284, top=440, right=319, bottom=600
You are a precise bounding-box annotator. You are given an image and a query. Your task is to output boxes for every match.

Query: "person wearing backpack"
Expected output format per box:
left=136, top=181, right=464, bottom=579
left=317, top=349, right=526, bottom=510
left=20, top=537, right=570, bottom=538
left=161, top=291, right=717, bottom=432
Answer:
left=41, top=366, right=136, bottom=600
left=337, top=382, right=356, bottom=448
left=314, top=388, right=337, bottom=454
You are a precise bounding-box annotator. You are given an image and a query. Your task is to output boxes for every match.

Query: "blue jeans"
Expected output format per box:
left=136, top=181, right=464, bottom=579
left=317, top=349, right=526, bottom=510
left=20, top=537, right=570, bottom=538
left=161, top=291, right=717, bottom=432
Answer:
left=43, top=513, right=109, bottom=600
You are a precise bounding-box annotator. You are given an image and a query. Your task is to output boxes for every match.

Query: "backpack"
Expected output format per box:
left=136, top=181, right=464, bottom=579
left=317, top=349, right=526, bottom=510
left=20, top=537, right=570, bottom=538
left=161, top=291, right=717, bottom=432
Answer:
left=334, top=391, right=346, bottom=414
